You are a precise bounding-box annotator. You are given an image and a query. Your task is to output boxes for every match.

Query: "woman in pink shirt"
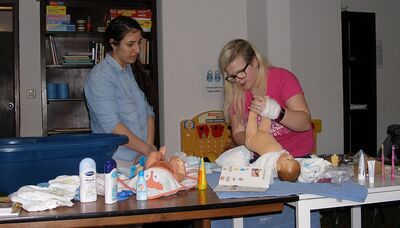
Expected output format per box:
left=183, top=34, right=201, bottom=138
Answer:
left=218, top=39, right=314, bottom=158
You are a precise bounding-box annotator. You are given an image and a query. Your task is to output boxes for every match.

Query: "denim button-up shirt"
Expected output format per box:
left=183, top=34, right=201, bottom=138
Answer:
left=84, top=54, right=154, bottom=161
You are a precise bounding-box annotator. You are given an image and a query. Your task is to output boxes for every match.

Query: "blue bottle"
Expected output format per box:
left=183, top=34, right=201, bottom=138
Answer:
left=104, top=159, right=118, bottom=204
left=136, top=170, right=147, bottom=200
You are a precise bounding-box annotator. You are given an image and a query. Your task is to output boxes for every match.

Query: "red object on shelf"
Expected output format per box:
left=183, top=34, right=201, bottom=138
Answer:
left=86, top=16, right=92, bottom=32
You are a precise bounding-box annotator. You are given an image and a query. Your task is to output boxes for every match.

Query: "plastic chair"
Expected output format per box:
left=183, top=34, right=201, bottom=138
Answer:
left=311, top=119, right=322, bottom=154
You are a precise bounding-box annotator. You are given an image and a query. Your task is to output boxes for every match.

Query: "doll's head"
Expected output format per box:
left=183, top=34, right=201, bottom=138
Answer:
left=276, top=153, right=300, bottom=182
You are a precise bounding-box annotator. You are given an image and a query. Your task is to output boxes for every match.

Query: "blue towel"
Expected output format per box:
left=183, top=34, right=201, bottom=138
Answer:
left=207, top=172, right=368, bottom=202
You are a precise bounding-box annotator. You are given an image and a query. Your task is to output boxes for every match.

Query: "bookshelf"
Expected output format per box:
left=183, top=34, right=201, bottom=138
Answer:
left=40, top=0, right=158, bottom=137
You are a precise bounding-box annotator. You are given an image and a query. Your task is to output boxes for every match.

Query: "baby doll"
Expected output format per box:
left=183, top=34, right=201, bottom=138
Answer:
left=245, top=110, right=300, bottom=182
left=145, top=146, right=186, bottom=182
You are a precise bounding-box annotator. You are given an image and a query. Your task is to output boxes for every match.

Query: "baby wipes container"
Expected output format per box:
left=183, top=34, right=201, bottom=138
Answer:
left=79, top=158, right=97, bottom=202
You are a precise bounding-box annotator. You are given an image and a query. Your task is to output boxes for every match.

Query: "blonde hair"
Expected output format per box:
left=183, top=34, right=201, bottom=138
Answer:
left=218, top=39, right=270, bottom=124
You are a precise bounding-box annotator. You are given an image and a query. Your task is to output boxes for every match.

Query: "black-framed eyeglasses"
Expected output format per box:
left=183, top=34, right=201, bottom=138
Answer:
left=225, top=62, right=250, bottom=83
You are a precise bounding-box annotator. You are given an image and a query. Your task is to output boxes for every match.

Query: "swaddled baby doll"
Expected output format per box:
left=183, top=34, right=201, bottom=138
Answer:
left=245, top=109, right=300, bottom=182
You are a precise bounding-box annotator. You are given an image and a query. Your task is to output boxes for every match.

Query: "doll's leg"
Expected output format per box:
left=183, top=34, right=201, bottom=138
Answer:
left=246, top=110, right=259, bottom=137
left=145, top=147, right=166, bottom=169
left=169, top=156, right=186, bottom=182
left=258, top=116, right=272, bottom=132
left=159, top=146, right=167, bottom=160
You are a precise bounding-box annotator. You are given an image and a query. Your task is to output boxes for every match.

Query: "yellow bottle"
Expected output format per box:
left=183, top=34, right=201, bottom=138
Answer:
left=197, top=157, right=207, bottom=190
left=331, top=154, right=339, bottom=167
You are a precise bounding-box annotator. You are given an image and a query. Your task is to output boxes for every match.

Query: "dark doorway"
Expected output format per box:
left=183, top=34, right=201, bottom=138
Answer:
left=0, top=0, right=19, bottom=137
left=342, top=11, right=377, bottom=155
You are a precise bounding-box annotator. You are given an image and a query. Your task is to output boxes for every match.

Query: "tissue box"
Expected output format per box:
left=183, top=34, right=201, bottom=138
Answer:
left=0, top=133, right=128, bottom=194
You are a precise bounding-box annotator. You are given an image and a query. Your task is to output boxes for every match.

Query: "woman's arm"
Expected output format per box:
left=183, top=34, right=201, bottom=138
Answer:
left=146, top=116, right=156, bottom=149
left=279, top=94, right=311, bottom=131
left=251, top=94, right=311, bottom=132
left=230, top=114, right=246, bottom=146
left=112, top=122, right=154, bottom=157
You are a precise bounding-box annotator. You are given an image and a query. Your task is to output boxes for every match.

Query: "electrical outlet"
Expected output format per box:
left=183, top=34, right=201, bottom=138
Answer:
left=26, top=89, right=36, bottom=98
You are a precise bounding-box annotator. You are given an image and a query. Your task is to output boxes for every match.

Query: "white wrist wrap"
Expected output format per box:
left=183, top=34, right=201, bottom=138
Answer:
left=260, top=98, right=281, bottom=120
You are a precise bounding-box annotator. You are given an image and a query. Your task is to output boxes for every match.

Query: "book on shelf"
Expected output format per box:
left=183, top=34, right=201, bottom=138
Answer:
left=109, top=9, right=152, bottom=32
left=138, top=38, right=150, bottom=64
left=46, top=5, right=66, bottom=15
left=48, top=35, right=59, bottom=65
left=92, top=42, right=105, bottom=64
left=61, top=51, right=94, bottom=66
left=46, top=3, right=75, bottom=32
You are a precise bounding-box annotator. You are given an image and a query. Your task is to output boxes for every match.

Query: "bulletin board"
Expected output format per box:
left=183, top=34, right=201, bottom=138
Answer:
left=180, top=110, right=232, bottom=161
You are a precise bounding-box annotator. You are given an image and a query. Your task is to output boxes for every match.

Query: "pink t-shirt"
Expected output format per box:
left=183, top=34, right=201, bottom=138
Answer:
left=244, top=67, right=314, bottom=157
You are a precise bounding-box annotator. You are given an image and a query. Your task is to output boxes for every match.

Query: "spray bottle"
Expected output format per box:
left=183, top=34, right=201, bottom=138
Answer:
left=358, top=150, right=365, bottom=181
left=79, top=158, right=97, bottom=202
left=104, top=159, right=118, bottom=204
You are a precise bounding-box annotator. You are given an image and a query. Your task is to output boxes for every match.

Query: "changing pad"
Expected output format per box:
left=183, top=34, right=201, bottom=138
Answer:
left=208, top=172, right=367, bottom=202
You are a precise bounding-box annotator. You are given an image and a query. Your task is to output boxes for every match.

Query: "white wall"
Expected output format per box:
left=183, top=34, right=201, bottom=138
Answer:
left=343, top=0, right=400, bottom=151
left=249, top=0, right=343, bottom=154
left=19, top=0, right=42, bottom=136
left=157, top=0, right=247, bottom=153
left=289, top=1, right=343, bottom=154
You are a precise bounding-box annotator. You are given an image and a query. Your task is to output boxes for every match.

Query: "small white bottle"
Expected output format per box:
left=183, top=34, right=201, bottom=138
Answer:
left=358, top=150, right=365, bottom=180
left=136, top=170, right=147, bottom=201
left=79, top=158, right=97, bottom=203
left=104, top=159, right=118, bottom=204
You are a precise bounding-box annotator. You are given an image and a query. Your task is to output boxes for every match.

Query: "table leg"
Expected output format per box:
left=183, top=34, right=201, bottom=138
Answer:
left=293, top=202, right=311, bottom=228
left=233, top=217, right=244, bottom=228
left=194, top=219, right=211, bottom=228
left=351, top=206, right=362, bottom=228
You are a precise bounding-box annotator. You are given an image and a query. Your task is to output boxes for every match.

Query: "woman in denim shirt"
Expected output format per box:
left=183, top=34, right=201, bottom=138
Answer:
left=84, top=16, right=157, bottom=167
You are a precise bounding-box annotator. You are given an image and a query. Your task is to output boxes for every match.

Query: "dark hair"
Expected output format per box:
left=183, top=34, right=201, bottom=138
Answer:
left=104, top=16, right=143, bottom=53
left=104, top=16, right=157, bottom=110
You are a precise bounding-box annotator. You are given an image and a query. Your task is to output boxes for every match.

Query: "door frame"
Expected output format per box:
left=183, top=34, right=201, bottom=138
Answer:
left=13, top=0, right=20, bottom=137
left=0, top=0, right=19, bottom=136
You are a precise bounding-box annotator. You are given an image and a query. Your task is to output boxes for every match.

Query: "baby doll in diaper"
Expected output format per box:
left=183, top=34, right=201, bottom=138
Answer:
left=245, top=109, right=300, bottom=182
left=145, top=146, right=186, bottom=182
left=121, top=146, right=188, bottom=200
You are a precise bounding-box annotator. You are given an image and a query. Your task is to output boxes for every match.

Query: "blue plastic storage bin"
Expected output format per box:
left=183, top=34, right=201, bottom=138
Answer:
left=0, top=133, right=128, bottom=194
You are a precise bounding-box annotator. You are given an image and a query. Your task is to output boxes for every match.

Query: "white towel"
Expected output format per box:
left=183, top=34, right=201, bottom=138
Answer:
left=10, top=175, right=79, bottom=212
